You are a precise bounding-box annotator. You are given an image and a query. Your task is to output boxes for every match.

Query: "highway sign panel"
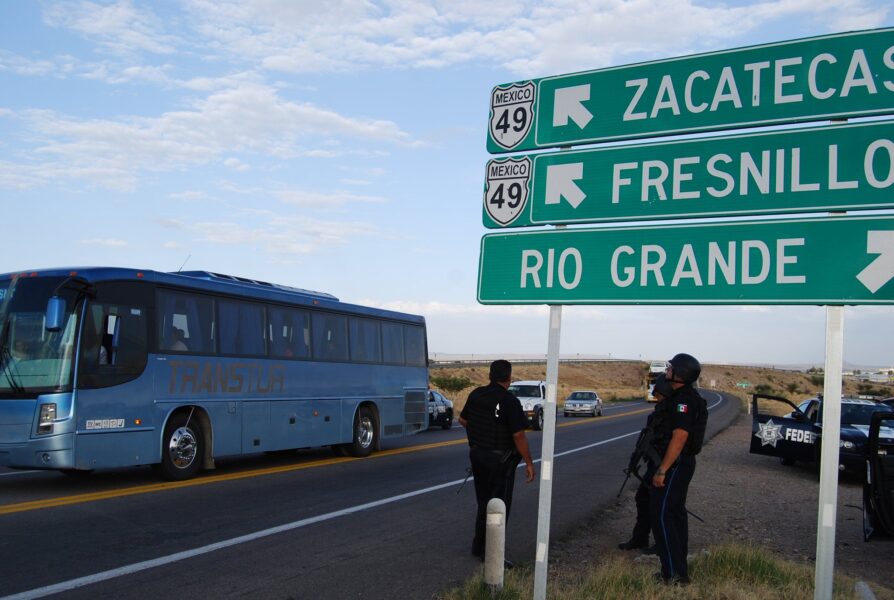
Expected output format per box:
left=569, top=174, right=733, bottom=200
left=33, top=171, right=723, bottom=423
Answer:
left=477, top=215, right=894, bottom=304
left=486, top=28, right=894, bottom=153
left=483, top=119, right=894, bottom=228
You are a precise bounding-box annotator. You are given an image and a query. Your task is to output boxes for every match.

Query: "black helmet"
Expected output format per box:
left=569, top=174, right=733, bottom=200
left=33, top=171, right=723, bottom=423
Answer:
left=668, top=353, right=701, bottom=385
left=652, top=373, right=674, bottom=400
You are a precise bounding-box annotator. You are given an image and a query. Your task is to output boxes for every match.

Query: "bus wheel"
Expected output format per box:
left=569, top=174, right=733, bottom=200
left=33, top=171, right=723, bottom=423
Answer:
left=160, top=413, right=204, bottom=480
left=347, top=406, right=377, bottom=458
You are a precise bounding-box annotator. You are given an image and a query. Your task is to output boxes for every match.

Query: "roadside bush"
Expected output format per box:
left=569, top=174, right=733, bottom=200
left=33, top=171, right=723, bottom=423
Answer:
left=754, top=383, right=774, bottom=395
left=431, top=375, right=472, bottom=393
left=857, top=384, right=892, bottom=397
left=810, top=375, right=825, bottom=386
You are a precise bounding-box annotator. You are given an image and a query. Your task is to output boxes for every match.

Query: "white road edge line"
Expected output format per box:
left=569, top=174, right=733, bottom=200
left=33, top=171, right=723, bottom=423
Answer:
left=3, top=394, right=725, bottom=600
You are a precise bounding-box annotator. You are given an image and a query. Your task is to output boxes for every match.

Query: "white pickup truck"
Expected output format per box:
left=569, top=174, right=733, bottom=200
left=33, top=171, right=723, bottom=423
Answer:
left=508, top=380, right=547, bottom=430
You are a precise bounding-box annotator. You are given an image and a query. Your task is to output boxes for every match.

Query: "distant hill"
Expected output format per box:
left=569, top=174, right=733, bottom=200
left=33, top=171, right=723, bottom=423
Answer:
left=430, top=360, right=893, bottom=413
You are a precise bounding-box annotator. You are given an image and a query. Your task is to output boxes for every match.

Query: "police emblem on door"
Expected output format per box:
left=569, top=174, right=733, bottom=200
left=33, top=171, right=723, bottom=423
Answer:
left=490, top=82, right=535, bottom=150
left=485, top=156, right=531, bottom=226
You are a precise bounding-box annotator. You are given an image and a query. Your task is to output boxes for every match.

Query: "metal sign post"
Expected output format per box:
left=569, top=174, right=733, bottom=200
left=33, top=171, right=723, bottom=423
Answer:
left=533, top=305, right=562, bottom=600
left=815, top=308, right=844, bottom=599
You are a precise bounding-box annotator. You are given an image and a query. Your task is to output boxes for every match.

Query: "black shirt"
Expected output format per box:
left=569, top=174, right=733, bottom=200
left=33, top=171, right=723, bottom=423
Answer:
left=460, top=382, right=527, bottom=451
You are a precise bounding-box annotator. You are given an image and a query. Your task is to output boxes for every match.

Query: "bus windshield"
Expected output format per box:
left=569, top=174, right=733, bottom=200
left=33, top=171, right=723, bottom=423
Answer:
left=0, top=276, right=81, bottom=397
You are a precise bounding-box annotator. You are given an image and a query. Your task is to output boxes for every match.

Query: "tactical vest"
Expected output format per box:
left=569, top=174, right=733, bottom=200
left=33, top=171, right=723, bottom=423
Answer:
left=683, top=387, right=708, bottom=455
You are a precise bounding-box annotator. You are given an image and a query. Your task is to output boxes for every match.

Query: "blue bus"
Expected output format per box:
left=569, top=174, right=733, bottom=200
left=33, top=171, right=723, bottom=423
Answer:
left=0, top=267, right=429, bottom=480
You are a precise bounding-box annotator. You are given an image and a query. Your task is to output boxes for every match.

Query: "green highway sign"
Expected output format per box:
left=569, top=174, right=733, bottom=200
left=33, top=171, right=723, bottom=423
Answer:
left=477, top=215, right=894, bottom=305
left=486, top=28, right=894, bottom=153
left=483, top=120, right=894, bottom=228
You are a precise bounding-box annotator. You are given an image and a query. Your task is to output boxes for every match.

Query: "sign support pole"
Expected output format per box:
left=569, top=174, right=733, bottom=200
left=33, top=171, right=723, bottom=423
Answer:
left=533, top=304, right=562, bottom=600
left=814, top=305, right=843, bottom=600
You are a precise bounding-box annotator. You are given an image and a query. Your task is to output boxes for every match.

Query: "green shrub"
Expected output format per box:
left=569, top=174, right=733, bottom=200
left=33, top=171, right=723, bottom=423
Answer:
left=431, top=375, right=473, bottom=393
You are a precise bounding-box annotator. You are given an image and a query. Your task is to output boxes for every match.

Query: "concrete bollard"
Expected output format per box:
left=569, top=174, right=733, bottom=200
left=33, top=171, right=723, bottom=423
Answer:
left=484, top=498, right=506, bottom=590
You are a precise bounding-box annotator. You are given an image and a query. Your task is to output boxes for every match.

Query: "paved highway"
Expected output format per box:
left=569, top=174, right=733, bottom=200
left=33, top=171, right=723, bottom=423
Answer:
left=0, top=392, right=738, bottom=600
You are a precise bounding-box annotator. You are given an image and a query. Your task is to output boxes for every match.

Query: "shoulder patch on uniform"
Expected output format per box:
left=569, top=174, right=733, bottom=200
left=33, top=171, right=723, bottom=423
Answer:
left=677, top=403, right=688, bottom=413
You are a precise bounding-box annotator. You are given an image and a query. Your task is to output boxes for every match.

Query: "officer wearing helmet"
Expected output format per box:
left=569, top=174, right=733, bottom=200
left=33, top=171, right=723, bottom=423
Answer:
left=648, top=353, right=708, bottom=585
left=617, top=372, right=676, bottom=554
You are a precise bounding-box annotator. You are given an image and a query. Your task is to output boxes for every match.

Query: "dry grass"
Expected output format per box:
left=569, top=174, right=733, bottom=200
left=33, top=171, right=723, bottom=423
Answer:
left=437, top=544, right=877, bottom=600
left=431, top=361, right=892, bottom=415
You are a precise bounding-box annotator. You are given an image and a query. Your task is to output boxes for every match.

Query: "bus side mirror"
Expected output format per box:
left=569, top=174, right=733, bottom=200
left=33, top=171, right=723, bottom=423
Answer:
left=45, top=296, right=65, bottom=332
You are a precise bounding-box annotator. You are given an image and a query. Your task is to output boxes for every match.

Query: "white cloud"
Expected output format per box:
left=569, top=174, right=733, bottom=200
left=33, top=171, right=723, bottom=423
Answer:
left=223, top=157, right=250, bottom=171
left=80, top=238, right=128, bottom=247
left=184, top=214, right=380, bottom=256
left=43, top=1, right=180, bottom=55
left=169, top=190, right=211, bottom=202
left=177, top=0, right=890, bottom=76
left=274, top=189, right=387, bottom=207
left=0, top=82, right=414, bottom=191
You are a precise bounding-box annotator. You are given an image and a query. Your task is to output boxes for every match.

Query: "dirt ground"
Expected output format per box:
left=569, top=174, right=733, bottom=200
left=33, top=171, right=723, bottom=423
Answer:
left=548, top=413, right=894, bottom=598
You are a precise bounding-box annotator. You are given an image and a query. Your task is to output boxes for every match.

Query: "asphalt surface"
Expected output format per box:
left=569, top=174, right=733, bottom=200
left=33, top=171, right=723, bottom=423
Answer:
left=0, top=391, right=738, bottom=600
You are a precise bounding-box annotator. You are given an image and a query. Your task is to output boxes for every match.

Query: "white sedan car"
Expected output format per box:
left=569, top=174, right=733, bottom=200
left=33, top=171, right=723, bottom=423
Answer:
left=563, top=390, right=603, bottom=417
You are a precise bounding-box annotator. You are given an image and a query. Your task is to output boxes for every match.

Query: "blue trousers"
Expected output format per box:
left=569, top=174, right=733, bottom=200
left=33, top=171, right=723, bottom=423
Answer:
left=649, top=455, right=696, bottom=582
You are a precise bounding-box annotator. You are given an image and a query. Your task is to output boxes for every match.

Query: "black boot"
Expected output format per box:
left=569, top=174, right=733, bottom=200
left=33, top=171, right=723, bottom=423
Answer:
left=618, top=539, right=648, bottom=550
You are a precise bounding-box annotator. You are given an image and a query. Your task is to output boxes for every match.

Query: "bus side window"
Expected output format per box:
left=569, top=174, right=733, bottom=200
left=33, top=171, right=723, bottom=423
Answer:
left=349, top=318, right=381, bottom=363
left=157, top=290, right=214, bottom=353
left=312, top=312, right=347, bottom=361
left=219, top=300, right=266, bottom=356
left=269, top=307, right=310, bottom=359
left=79, top=303, right=148, bottom=389
left=403, top=324, right=426, bottom=366
left=382, top=322, right=404, bottom=364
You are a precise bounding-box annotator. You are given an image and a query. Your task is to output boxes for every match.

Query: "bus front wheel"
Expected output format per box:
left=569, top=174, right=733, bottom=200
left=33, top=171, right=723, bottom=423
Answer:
left=346, top=406, right=377, bottom=458
left=159, top=413, right=204, bottom=480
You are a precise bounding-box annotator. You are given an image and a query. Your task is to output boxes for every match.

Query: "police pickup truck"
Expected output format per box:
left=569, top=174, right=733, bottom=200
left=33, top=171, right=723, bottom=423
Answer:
left=749, top=393, right=894, bottom=476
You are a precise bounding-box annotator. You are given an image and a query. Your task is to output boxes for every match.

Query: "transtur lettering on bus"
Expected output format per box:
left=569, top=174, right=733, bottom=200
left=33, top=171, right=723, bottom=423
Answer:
left=623, top=46, right=894, bottom=121
left=611, top=140, right=894, bottom=203
left=610, top=239, right=806, bottom=288
left=168, top=361, right=286, bottom=395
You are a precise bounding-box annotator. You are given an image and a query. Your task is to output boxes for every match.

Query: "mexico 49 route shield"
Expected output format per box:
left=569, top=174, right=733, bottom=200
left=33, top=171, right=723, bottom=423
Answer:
left=477, top=215, right=894, bottom=305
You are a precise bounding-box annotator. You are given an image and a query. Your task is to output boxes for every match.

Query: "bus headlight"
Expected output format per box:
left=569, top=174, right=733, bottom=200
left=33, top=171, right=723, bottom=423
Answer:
left=38, top=403, right=56, bottom=434
left=839, top=439, right=855, bottom=450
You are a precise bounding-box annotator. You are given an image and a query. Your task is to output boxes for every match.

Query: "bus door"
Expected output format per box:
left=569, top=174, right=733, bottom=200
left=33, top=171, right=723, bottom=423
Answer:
left=864, top=412, right=894, bottom=540
left=750, top=393, right=819, bottom=463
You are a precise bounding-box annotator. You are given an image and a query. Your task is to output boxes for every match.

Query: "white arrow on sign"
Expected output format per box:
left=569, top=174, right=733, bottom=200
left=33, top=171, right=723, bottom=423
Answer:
left=545, top=163, right=586, bottom=209
left=857, top=231, right=894, bottom=293
left=553, top=85, right=593, bottom=129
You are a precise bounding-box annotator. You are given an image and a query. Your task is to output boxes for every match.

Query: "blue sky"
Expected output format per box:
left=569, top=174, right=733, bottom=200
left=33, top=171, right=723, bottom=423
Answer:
left=1, top=1, right=893, bottom=367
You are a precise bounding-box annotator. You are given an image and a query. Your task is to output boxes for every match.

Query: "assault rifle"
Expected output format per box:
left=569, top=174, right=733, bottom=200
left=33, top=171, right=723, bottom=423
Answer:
left=617, top=425, right=662, bottom=498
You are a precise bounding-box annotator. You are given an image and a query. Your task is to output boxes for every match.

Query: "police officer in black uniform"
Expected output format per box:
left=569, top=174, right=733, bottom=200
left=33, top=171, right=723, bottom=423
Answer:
left=459, top=359, right=536, bottom=561
left=618, top=372, right=675, bottom=553
left=648, top=353, right=707, bottom=584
